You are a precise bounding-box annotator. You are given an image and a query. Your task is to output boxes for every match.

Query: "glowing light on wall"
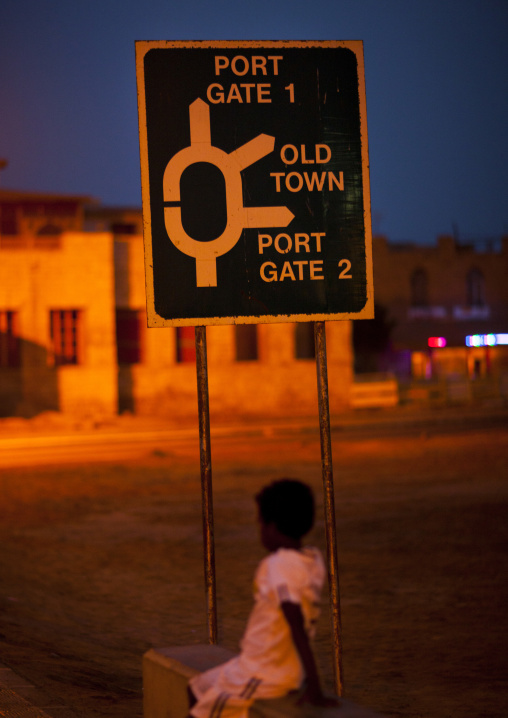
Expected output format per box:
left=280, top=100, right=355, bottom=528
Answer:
left=428, top=337, right=446, bottom=348
left=466, top=334, right=508, bottom=347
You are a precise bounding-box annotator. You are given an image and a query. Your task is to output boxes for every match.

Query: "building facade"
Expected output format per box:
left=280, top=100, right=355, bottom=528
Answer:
left=369, top=235, right=508, bottom=383
left=4, top=189, right=505, bottom=419
left=0, top=190, right=353, bottom=419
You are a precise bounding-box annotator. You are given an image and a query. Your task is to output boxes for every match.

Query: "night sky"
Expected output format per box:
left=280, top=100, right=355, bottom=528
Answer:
left=1, top=0, right=507, bottom=244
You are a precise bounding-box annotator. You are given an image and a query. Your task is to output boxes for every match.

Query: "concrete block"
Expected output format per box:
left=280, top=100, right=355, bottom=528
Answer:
left=143, top=645, right=386, bottom=718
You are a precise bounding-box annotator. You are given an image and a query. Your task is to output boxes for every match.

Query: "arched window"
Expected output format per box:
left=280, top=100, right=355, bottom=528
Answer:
left=410, top=268, right=429, bottom=308
left=466, top=268, right=485, bottom=307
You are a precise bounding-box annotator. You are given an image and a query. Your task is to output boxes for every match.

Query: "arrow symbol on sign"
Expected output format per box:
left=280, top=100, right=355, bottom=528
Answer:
left=244, top=205, right=295, bottom=228
left=163, top=99, right=294, bottom=287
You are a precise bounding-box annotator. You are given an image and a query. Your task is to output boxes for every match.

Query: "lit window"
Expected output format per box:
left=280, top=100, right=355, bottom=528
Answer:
left=295, top=322, right=315, bottom=359
left=50, top=310, right=82, bottom=365
left=0, top=310, right=20, bottom=367
left=176, top=327, right=196, bottom=363
left=116, top=309, right=143, bottom=364
left=235, top=325, right=258, bottom=361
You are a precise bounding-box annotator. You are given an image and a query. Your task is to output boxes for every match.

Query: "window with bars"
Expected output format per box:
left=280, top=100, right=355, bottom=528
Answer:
left=116, top=309, right=143, bottom=364
left=0, top=310, right=20, bottom=367
left=49, top=310, right=82, bottom=366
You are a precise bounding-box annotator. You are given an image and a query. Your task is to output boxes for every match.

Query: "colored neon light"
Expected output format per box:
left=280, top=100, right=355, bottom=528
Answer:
left=465, top=333, right=508, bottom=347
left=428, top=337, right=447, bottom=348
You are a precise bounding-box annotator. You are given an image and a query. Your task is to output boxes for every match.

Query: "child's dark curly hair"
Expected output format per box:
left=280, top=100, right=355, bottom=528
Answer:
left=256, top=478, right=315, bottom=540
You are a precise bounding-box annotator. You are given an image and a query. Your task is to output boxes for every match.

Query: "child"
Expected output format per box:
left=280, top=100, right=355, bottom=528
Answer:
left=188, top=478, right=333, bottom=718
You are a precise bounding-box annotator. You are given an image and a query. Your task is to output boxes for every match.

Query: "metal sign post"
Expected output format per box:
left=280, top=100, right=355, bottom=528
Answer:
left=315, top=321, right=343, bottom=695
left=195, top=325, right=217, bottom=644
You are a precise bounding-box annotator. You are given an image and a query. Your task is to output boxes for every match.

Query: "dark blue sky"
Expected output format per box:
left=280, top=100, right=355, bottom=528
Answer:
left=1, top=0, right=506, bottom=244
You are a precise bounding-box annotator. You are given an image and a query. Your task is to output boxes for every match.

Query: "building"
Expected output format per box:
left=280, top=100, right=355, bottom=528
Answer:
left=0, top=190, right=353, bottom=419
left=367, top=234, right=508, bottom=387
left=4, top=188, right=505, bottom=418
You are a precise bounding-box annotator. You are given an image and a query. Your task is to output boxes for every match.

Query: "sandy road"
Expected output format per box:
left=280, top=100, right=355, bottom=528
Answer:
left=0, top=410, right=507, bottom=718
left=1, top=405, right=506, bottom=467
left=0, top=428, right=198, bottom=467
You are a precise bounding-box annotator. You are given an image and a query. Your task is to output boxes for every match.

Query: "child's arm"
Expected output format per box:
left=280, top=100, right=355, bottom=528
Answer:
left=281, top=600, right=336, bottom=705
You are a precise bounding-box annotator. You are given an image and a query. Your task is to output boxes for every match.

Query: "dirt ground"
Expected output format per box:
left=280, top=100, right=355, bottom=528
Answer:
left=0, top=417, right=507, bottom=718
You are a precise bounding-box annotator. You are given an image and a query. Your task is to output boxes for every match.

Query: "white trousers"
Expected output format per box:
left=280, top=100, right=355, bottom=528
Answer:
left=189, top=657, right=297, bottom=718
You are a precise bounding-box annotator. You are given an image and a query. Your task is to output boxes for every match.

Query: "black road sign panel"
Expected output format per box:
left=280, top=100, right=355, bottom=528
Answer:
left=136, top=40, right=373, bottom=326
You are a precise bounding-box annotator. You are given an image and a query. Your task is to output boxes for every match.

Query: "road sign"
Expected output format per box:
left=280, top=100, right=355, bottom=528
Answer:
left=136, top=40, right=373, bottom=327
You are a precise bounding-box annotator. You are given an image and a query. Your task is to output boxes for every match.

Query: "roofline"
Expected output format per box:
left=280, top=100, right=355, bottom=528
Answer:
left=0, top=188, right=95, bottom=204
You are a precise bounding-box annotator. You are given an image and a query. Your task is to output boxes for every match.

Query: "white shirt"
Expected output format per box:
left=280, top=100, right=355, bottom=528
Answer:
left=237, top=547, right=325, bottom=689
